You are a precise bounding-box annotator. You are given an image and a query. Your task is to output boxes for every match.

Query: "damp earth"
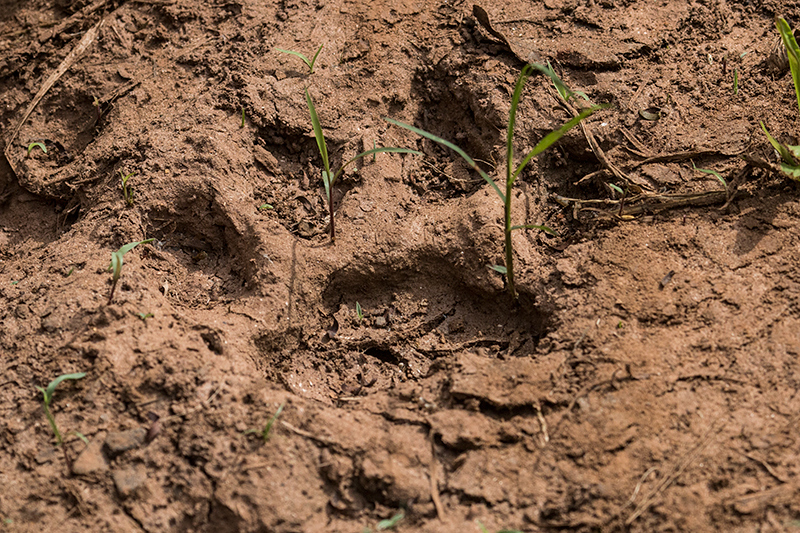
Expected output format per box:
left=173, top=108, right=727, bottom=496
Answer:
left=1, top=0, right=800, bottom=531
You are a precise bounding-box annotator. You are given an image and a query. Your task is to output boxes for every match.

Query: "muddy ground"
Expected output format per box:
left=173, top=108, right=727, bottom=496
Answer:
left=1, top=0, right=800, bottom=531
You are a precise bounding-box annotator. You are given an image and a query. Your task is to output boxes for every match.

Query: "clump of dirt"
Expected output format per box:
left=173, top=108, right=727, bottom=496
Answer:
left=2, top=0, right=800, bottom=531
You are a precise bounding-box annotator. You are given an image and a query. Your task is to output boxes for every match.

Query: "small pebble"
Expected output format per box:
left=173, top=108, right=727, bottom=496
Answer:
left=113, top=466, right=148, bottom=499
left=105, top=427, right=147, bottom=455
left=71, top=440, right=108, bottom=475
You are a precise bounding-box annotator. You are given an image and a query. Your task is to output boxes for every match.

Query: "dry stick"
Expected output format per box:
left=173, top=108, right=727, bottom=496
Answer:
left=553, top=189, right=733, bottom=219
left=626, top=75, right=651, bottom=111
left=3, top=18, right=104, bottom=174
left=739, top=451, right=789, bottom=484
left=625, top=419, right=724, bottom=525
left=635, top=149, right=727, bottom=166
left=40, top=0, right=108, bottom=44
left=620, top=126, right=653, bottom=157
left=429, top=431, right=445, bottom=521
left=721, top=164, right=752, bottom=209
left=280, top=420, right=337, bottom=447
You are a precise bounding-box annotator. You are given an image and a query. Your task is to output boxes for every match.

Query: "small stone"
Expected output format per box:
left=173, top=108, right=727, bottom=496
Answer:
left=71, top=440, right=108, bottom=475
left=105, top=427, right=147, bottom=455
left=113, top=466, right=148, bottom=499
left=35, top=446, right=58, bottom=464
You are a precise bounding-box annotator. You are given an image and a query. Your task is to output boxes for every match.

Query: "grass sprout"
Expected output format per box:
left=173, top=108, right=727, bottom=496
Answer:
left=244, top=401, right=286, bottom=442
left=355, top=301, right=364, bottom=321
left=136, top=312, right=154, bottom=321
left=37, top=373, right=87, bottom=447
left=27, top=142, right=46, bottom=154
left=777, top=17, right=800, bottom=113
left=362, top=510, right=405, bottom=532
left=760, top=121, right=800, bottom=179
left=692, top=161, right=728, bottom=191
left=305, top=88, right=420, bottom=241
left=387, top=63, right=604, bottom=298
left=759, top=18, right=800, bottom=180
left=120, top=170, right=135, bottom=207
left=276, top=44, right=324, bottom=74
left=376, top=511, right=404, bottom=531
left=107, top=239, right=154, bottom=304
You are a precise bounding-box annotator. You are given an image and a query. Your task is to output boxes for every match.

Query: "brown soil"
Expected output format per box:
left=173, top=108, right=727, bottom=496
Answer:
left=2, top=0, right=800, bottom=531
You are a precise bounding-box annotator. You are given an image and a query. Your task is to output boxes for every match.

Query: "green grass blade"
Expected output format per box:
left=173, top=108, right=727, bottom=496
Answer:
left=309, top=44, right=323, bottom=73
left=27, top=142, right=47, bottom=154
left=776, top=17, right=800, bottom=114
left=109, top=239, right=154, bottom=280
left=335, top=147, right=421, bottom=182
left=507, top=64, right=534, bottom=189
left=384, top=117, right=505, bottom=202
left=692, top=161, right=727, bottom=190
left=376, top=511, right=404, bottom=530
left=110, top=251, right=123, bottom=281
left=607, top=182, right=625, bottom=196
left=761, top=121, right=798, bottom=165
left=261, top=401, right=285, bottom=441
left=44, top=373, right=87, bottom=404
left=760, top=121, right=800, bottom=180
left=542, top=61, right=571, bottom=100
left=275, top=48, right=312, bottom=71
left=117, top=238, right=155, bottom=257
left=512, top=104, right=606, bottom=183
left=305, top=89, right=332, bottom=198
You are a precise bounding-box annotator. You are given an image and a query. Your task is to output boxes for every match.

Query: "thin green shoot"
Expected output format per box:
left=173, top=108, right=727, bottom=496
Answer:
left=305, top=88, right=420, bottom=241
left=355, top=301, right=364, bottom=321
left=387, top=63, right=603, bottom=298
left=107, top=239, right=155, bottom=304
left=37, top=373, right=87, bottom=446
left=136, top=312, right=154, bottom=321
left=760, top=121, right=800, bottom=180
left=759, top=19, right=800, bottom=181
left=375, top=510, right=404, bottom=531
left=607, top=182, right=625, bottom=197
left=244, top=401, right=285, bottom=442
left=545, top=61, right=589, bottom=102
left=733, top=68, right=739, bottom=95
left=120, top=170, right=135, bottom=207
left=27, top=142, right=46, bottom=155
left=241, top=107, right=246, bottom=128
left=384, top=117, right=504, bottom=198
left=776, top=17, right=800, bottom=114
left=258, top=203, right=274, bottom=211
left=276, top=44, right=324, bottom=74
left=692, top=161, right=728, bottom=191
left=66, top=267, right=75, bottom=277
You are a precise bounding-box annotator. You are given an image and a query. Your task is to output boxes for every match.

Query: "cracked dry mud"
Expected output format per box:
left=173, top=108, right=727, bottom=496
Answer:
left=2, top=0, right=800, bottom=531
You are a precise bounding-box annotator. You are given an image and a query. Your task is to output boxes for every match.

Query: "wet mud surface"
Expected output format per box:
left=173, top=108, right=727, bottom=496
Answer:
left=1, top=0, right=800, bottom=531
